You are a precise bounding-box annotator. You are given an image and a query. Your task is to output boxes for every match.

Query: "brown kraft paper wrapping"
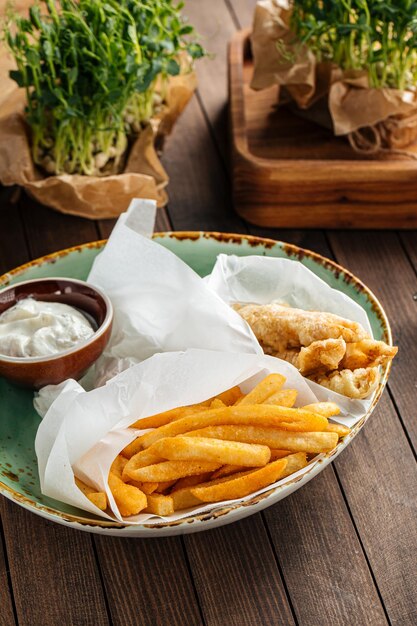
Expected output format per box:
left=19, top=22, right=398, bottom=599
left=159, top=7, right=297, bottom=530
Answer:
left=250, top=0, right=417, bottom=151
left=0, top=46, right=196, bottom=219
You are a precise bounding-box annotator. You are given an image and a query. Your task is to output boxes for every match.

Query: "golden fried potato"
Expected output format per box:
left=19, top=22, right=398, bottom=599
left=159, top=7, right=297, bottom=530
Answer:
left=190, top=458, right=288, bottom=503
left=145, top=494, right=174, bottom=516
left=262, top=389, right=297, bottom=407
left=75, top=477, right=108, bottom=511
left=182, top=425, right=338, bottom=453
left=126, top=460, right=220, bottom=483
left=108, top=471, right=147, bottom=517
left=137, top=405, right=328, bottom=449
left=238, top=374, right=285, bottom=405
left=152, top=436, right=271, bottom=467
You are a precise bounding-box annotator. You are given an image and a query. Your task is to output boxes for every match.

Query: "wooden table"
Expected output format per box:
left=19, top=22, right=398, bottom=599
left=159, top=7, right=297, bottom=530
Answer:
left=0, top=2, right=416, bottom=625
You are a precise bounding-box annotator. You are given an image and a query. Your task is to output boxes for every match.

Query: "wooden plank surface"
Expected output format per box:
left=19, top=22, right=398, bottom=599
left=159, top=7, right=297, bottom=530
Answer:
left=184, top=516, right=296, bottom=626
left=334, top=394, right=417, bottom=626
left=94, top=536, right=204, bottom=626
left=0, top=500, right=110, bottom=626
left=263, top=468, right=389, bottom=626
left=0, top=513, right=16, bottom=626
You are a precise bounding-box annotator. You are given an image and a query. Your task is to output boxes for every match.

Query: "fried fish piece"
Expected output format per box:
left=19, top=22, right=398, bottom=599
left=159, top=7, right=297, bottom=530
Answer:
left=271, top=338, right=346, bottom=375
left=234, top=303, right=368, bottom=353
left=311, top=367, right=380, bottom=400
left=298, top=337, right=346, bottom=375
left=234, top=302, right=397, bottom=399
left=270, top=348, right=300, bottom=368
left=341, top=339, right=398, bottom=370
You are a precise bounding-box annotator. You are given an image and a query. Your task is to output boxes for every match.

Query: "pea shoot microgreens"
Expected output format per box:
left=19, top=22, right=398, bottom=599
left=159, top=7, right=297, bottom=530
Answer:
left=5, top=0, right=205, bottom=176
left=290, top=1, right=417, bottom=91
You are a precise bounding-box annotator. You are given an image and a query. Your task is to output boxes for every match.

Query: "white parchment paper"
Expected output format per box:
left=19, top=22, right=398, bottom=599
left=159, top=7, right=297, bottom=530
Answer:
left=85, top=200, right=261, bottom=387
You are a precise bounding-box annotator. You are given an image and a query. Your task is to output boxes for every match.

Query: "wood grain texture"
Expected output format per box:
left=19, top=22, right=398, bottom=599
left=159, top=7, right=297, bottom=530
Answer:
left=0, top=188, right=29, bottom=274
left=229, top=30, right=417, bottom=228
left=160, top=95, right=246, bottom=233
left=264, top=467, right=389, bottom=626
left=399, top=231, right=417, bottom=272
left=0, top=514, right=16, bottom=626
left=18, top=194, right=99, bottom=258
left=184, top=515, right=296, bottom=626
left=328, top=231, right=417, bottom=451
left=184, top=0, right=238, bottom=163
left=94, top=536, right=203, bottom=626
left=0, top=499, right=110, bottom=626
left=334, top=394, right=417, bottom=626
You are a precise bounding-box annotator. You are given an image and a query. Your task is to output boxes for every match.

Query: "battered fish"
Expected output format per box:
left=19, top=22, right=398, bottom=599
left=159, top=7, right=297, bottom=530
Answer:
left=311, top=368, right=380, bottom=400
left=234, top=302, right=397, bottom=399
left=234, top=303, right=368, bottom=353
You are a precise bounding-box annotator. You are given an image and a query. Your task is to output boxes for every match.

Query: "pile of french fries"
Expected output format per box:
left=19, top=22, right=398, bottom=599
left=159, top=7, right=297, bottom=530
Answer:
left=76, top=374, right=351, bottom=518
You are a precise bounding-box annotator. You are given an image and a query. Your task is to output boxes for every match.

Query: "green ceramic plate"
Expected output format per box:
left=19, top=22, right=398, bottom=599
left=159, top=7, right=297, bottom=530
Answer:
left=0, top=232, right=392, bottom=537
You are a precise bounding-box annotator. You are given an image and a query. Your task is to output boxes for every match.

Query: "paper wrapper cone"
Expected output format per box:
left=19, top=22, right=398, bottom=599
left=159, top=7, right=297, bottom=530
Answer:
left=250, top=0, right=417, bottom=154
left=0, top=46, right=196, bottom=218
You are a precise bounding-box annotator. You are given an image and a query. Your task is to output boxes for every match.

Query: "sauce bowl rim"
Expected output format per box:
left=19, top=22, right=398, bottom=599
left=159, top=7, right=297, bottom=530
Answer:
left=0, top=277, right=113, bottom=364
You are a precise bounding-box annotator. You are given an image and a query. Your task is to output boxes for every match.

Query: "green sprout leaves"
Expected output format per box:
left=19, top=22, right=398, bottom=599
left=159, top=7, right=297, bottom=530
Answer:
left=5, top=0, right=205, bottom=176
left=291, top=0, right=417, bottom=90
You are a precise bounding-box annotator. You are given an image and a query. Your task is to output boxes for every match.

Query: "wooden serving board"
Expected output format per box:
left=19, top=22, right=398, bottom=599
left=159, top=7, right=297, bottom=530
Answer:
left=229, top=30, right=417, bottom=228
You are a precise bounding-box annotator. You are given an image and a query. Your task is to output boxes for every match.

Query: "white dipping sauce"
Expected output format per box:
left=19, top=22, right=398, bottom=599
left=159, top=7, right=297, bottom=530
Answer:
left=0, top=297, right=94, bottom=358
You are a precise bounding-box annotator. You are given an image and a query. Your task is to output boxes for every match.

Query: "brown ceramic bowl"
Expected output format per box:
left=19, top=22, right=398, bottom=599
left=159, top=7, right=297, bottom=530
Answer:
left=0, top=278, right=113, bottom=389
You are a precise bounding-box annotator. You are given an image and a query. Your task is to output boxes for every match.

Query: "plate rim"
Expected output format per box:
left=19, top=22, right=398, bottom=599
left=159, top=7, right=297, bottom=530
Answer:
left=0, top=231, right=393, bottom=534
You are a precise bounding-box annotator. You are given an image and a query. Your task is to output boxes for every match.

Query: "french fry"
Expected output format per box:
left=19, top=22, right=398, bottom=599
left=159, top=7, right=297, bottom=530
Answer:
left=213, top=386, right=243, bottom=406
left=126, top=480, right=158, bottom=494
left=279, top=452, right=308, bottom=477
left=190, top=458, right=288, bottom=503
left=130, top=405, right=210, bottom=430
left=262, top=389, right=297, bottom=407
left=108, top=471, right=147, bottom=516
left=171, top=487, right=202, bottom=511
left=182, top=425, right=338, bottom=453
left=137, top=405, right=329, bottom=449
left=75, top=477, right=108, bottom=511
left=86, top=492, right=108, bottom=511
left=237, top=374, right=286, bottom=405
left=152, top=436, right=271, bottom=467
left=125, top=460, right=220, bottom=483
left=210, top=398, right=226, bottom=409
left=110, top=454, right=128, bottom=477
left=155, top=480, right=178, bottom=493
left=105, top=378, right=345, bottom=517
left=326, top=422, right=351, bottom=437
left=269, top=449, right=291, bottom=460
left=174, top=472, right=213, bottom=490
left=122, top=449, right=163, bottom=479
left=145, top=494, right=174, bottom=516
left=210, top=465, right=246, bottom=480
left=302, top=402, right=341, bottom=418
left=171, top=470, right=254, bottom=510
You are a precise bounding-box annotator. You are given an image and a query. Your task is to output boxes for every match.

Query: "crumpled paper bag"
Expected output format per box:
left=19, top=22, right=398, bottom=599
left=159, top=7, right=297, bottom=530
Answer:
left=250, top=0, right=417, bottom=140
left=0, top=47, right=196, bottom=218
